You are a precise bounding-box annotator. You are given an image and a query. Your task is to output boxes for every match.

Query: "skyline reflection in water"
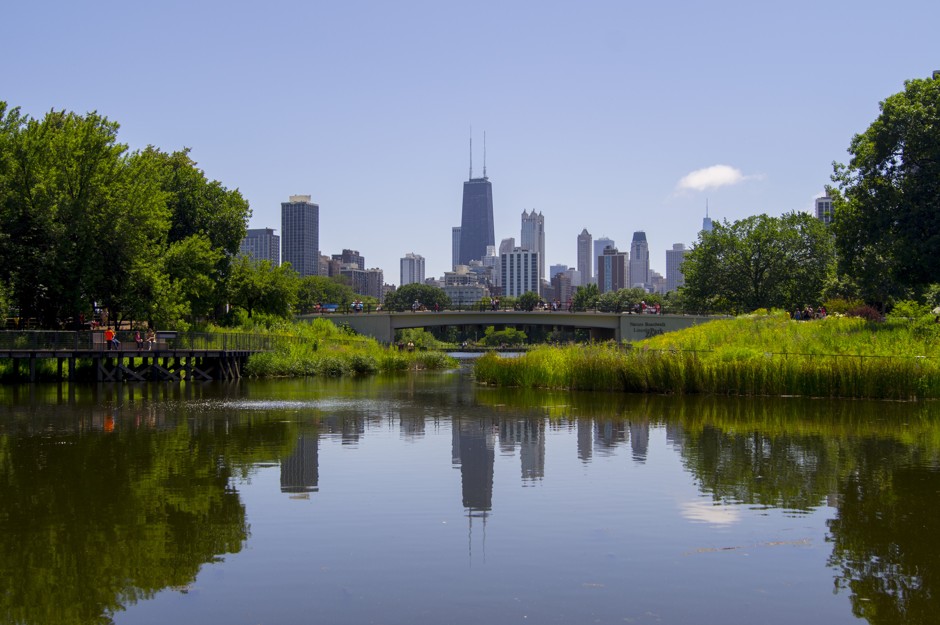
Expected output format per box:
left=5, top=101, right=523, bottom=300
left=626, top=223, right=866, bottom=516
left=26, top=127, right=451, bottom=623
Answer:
left=0, top=374, right=938, bottom=625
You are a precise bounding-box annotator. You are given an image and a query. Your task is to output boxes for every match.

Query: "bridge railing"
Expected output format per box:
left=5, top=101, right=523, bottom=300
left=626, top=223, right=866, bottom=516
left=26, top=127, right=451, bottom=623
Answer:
left=0, top=331, right=287, bottom=352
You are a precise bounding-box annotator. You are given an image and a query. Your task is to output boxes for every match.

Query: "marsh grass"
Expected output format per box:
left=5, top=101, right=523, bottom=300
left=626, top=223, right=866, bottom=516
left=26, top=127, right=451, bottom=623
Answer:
left=242, top=318, right=457, bottom=378
left=474, top=314, right=940, bottom=399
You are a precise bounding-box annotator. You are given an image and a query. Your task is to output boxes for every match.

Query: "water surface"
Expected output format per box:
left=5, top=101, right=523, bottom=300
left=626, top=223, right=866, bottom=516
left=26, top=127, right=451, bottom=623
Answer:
left=1, top=371, right=937, bottom=625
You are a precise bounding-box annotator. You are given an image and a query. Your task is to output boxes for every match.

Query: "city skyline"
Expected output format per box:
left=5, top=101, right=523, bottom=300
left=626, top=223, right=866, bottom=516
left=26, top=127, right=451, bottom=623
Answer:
left=4, top=1, right=937, bottom=281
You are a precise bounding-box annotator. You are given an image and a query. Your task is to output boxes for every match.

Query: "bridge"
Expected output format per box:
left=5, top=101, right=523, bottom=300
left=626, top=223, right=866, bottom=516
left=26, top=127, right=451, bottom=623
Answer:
left=0, top=331, right=279, bottom=382
left=300, top=310, right=717, bottom=344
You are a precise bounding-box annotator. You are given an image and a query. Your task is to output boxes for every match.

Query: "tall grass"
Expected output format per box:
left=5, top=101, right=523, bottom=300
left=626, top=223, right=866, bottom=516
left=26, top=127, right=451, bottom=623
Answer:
left=473, top=314, right=940, bottom=399
left=243, top=318, right=457, bottom=378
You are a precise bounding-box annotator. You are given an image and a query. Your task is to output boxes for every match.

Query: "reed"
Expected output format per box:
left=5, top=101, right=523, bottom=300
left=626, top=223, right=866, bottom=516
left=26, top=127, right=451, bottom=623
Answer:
left=473, top=314, right=940, bottom=399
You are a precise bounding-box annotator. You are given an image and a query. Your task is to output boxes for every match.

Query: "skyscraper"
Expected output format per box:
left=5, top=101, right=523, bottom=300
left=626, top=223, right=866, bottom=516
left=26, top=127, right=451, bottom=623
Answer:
left=458, top=139, right=495, bottom=265
left=520, top=210, right=545, bottom=284
left=577, top=229, right=592, bottom=285
left=597, top=246, right=628, bottom=294
left=629, top=231, right=650, bottom=289
left=702, top=201, right=714, bottom=233
left=281, top=195, right=319, bottom=277
left=666, top=243, right=689, bottom=293
left=452, top=226, right=462, bottom=270
left=815, top=193, right=833, bottom=225
left=240, top=228, right=280, bottom=266
left=400, top=252, right=426, bottom=286
left=594, top=237, right=616, bottom=281
left=501, top=248, right=539, bottom=297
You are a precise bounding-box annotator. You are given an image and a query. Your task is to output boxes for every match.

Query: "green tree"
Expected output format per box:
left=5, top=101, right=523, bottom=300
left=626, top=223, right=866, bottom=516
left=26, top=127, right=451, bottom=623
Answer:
left=571, top=283, right=599, bottom=311
left=481, top=325, right=527, bottom=346
left=681, top=213, right=834, bottom=313
left=228, top=256, right=300, bottom=318
left=832, top=75, right=940, bottom=297
left=517, top=291, right=540, bottom=311
left=295, top=275, right=357, bottom=312
left=383, top=283, right=450, bottom=312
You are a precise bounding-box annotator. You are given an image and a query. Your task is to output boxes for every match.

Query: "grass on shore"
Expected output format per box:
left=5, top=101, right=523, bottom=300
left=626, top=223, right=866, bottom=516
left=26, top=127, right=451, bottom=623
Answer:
left=473, top=312, right=940, bottom=400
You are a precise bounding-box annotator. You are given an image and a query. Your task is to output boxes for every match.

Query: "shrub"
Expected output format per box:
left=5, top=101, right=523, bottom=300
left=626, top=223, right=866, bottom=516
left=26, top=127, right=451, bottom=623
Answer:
left=846, top=305, right=884, bottom=322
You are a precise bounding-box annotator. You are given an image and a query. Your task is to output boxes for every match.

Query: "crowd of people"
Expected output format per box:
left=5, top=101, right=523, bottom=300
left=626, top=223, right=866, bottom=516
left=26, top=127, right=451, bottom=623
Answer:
left=792, top=306, right=827, bottom=320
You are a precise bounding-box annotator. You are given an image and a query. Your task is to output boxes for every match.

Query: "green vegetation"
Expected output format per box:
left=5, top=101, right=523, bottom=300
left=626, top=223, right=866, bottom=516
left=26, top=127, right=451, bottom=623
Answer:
left=243, top=318, right=456, bottom=377
left=474, top=312, right=940, bottom=399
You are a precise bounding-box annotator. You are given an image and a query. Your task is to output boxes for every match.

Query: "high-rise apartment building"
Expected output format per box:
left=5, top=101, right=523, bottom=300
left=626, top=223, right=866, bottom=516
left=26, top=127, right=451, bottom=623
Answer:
left=815, top=194, right=833, bottom=225
left=577, top=229, right=592, bottom=285
left=240, top=228, right=280, bottom=266
left=594, top=237, right=616, bottom=284
left=520, top=210, right=545, bottom=284
left=501, top=248, right=540, bottom=297
left=495, top=238, right=515, bottom=287
left=400, top=253, right=426, bottom=286
left=665, top=243, right=689, bottom=293
left=629, top=231, right=650, bottom=289
left=281, top=195, right=319, bottom=277
left=332, top=249, right=364, bottom=270
left=597, top=246, right=628, bottom=294
left=458, top=171, right=495, bottom=265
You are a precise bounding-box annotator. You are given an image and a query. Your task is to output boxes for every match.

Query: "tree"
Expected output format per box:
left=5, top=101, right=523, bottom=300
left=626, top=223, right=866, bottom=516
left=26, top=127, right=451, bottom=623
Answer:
left=383, top=283, right=450, bottom=312
left=517, top=291, right=540, bottom=311
left=571, top=283, right=599, bottom=311
left=295, top=275, right=356, bottom=313
left=228, top=256, right=299, bottom=318
left=832, top=75, right=940, bottom=296
left=681, top=213, right=834, bottom=313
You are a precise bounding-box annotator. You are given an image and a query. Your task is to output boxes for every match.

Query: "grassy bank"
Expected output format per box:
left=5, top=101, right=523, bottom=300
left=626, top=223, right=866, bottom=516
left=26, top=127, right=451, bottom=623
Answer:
left=243, top=318, right=456, bottom=378
left=473, top=313, right=940, bottom=399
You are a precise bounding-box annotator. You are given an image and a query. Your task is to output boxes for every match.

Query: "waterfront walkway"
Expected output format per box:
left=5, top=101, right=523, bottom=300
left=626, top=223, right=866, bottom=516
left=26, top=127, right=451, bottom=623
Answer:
left=0, top=331, right=279, bottom=382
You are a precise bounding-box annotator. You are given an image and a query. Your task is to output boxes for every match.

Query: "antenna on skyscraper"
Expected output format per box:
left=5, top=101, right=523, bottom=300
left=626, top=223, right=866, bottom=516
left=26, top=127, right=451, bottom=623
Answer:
left=483, top=131, right=487, bottom=179
left=469, top=126, right=473, bottom=180
left=706, top=198, right=709, bottom=217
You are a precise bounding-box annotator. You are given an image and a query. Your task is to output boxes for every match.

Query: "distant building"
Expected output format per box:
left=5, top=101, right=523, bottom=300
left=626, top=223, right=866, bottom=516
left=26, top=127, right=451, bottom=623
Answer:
left=332, top=249, right=364, bottom=270
left=593, top=237, right=616, bottom=284
left=281, top=195, right=319, bottom=277
left=521, top=210, right=546, bottom=284
left=496, top=238, right=515, bottom=287
left=665, top=243, right=689, bottom=293
left=702, top=202, right=714, bottom=233
left=240, top=228, right=280, bottom=266
left=443, top=284, right=490, bottom=309
left=458, top=174, right=495, bottom=265
left=649, top=270, right=666, bottom=295
left=629, top=231, right=650, bottom=289
left=341, top=267, right=384, bottom=301
left=815, top=193, right=833, bottom=225
left=577, top=229, right=592, bottom=285
left=501, top=248, right=540, bottom=298
left=400, top=253, right=425, bottom=286
left=597, top=246, right=628, bottom=294
left=550, top=271, right=574, bottom=305
left=452, top=226, right=462, bottom=270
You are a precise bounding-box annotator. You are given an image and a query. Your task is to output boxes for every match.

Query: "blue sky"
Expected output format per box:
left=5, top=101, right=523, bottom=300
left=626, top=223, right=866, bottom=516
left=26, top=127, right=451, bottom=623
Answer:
left=4, top=0, right=938, bottom=282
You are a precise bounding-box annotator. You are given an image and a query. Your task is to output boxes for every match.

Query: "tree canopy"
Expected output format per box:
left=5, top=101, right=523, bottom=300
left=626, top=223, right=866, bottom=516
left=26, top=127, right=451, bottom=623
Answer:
left=832, top=75, right=940, bottom=300
left=383, top=283, right=450, bottom=312
left=681, top=212, right=834, bottom=313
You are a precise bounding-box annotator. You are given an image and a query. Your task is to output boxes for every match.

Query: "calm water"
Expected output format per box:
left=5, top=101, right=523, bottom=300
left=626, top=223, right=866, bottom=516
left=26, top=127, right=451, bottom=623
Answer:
left=1, top=368, right=939, bottom=625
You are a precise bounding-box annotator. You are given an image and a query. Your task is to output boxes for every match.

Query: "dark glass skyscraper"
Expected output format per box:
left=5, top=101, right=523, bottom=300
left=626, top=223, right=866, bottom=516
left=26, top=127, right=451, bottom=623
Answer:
left=458, top=176, right=495, bottom=266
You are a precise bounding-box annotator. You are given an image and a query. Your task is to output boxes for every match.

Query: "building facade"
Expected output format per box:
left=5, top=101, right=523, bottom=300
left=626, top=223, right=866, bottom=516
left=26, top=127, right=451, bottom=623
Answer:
left=593, top=237, right=616, bottom=284
left=501, top=248, right=540, bottom=298
left=520, top=209, right=545, bottom=284
left=597, top=246, right=628, bottom=294
left=629, top=231, right=650, bottom=289
left=815, top=194, right=833, bottom=225
left=240, top=228, right=280, bottom=266
left=281, top=195, right=319, bottom=277
left=577, top=228, right=592, bottom=285
left=665, top=243, right=688, bottom=293
left=458, top=176, right=495, bottom=265
left=400, top=252, right=425, bottom=286
left=451, top=226, right=462, bottom=270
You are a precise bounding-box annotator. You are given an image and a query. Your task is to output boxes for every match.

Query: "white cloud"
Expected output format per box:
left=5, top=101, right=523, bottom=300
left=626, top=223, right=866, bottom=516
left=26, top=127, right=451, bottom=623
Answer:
left=677, top=164, right=755, bottom=192
left=679, top=500, right=741, bottom=526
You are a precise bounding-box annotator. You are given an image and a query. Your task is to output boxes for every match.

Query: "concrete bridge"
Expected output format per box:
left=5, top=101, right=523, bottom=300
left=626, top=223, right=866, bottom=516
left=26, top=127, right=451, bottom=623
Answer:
left=300, top=311, right=717, bottom=344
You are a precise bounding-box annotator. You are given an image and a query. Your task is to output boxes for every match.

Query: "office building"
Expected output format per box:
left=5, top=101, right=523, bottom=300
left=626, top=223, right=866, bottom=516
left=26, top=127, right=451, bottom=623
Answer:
left=496, top=238, right=515, bottom=287
left=452, top=226, right=462, bottom=270
left=597, top=246, right=628, bottom=293
left=458, top=152, right=495, bottom=265
left=521, top=210, right=545, bottom=283
left=629, top=231, right=650, bottom=289
left=577, top=229, right=592, bottom=285
left=594, top=237, right=616, bottom=283
left=240, top=228, right=280, bottom=266
left=702, top=201, right=714, bottom=233
left=281, top=195, right=319, bottom=277
left=501, top=248, right=540, bottom=297
left=400, top=253, right=425, bottom=286
left=332, top=249, right=364, bottom=270
left=665, top=243, right=689, bottom=293
left=815, top=193, right=833, bottom=225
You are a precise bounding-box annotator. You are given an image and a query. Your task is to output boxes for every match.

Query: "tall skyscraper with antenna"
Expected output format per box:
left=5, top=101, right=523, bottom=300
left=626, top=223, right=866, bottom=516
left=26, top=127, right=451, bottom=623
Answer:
left=458, top=133, right=495, bottom=266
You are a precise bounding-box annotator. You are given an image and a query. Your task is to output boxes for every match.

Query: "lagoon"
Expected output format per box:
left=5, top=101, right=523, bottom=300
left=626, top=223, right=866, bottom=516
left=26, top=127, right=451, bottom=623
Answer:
left=1, top=367, right=937, bottom=625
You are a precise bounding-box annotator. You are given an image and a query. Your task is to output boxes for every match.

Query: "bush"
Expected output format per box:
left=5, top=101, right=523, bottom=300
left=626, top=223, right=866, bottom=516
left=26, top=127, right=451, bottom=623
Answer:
left=846, top=305, right=884, bottom=322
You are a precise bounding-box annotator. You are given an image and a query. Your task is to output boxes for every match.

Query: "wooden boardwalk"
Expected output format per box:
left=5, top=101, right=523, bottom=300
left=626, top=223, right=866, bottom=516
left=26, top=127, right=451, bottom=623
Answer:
left=0, top=331, right=278, bottom=382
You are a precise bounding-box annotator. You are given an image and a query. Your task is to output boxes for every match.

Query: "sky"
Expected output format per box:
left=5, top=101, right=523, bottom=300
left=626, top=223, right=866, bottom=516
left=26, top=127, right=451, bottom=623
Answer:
left=4, top=0, right=939, bottom=283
